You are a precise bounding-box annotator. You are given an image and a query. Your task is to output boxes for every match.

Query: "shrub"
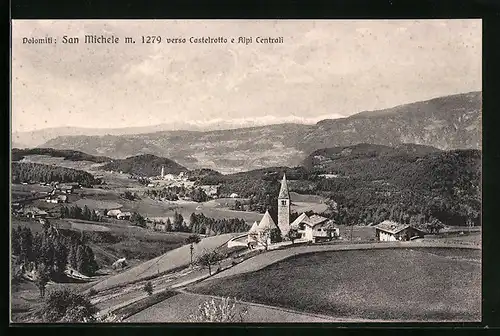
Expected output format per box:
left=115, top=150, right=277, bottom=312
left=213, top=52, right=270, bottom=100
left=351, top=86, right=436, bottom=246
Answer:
left=88, top=288, right=98, bottom=297
left=38, top=288, right=98, bottom=322
left=143, top=281, right=153, bottom=296
left=189, top=297, right=247, bottom=323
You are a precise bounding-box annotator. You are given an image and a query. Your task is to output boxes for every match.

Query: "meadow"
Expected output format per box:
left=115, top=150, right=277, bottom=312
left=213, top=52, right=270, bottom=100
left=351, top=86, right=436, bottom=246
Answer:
left=191, top=248, right=481, bottom=321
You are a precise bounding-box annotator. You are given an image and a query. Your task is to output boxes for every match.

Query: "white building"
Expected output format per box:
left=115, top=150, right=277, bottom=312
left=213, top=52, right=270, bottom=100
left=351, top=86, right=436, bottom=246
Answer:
left=106, top=209, right=122, bottom=218
left=290, top=213, right=339, bottom=243
left=374, top=220, right=424, bottom=241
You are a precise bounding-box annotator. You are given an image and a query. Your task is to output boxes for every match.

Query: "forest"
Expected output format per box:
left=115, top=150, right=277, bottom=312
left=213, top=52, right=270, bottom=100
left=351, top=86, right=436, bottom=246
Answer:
left=60, top=204, right=103, bottom=222
left=100, top=154, right=188, bottom=176
left=144, top=186, right=209, bottom=202
left=12, top=224, right=99, bottom=279
left=12, top=148, right=112, bottom=163
left=188, top=213, right=249, bottom=235
left=204, top=146, right=481, bottom=228
left=12, top=162, right=101, bottom=187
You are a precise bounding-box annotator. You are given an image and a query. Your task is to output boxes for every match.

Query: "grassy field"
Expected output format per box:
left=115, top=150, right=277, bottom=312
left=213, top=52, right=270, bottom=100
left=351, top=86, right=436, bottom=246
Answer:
left=113, top=290, right=179, bottom=320
left=18, top=155, right=105, bottom=172
left=126, top=292, right=333, bottom=323
left=90, top=233, right=240, bottom=292
left=191, top=248, right=481, bottom=321
left=75, top=198, right=123, bottom=210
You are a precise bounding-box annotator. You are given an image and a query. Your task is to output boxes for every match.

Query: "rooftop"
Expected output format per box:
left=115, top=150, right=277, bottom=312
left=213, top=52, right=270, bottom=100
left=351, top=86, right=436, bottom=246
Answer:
left=278, top=173, right=290, bottom=199
left=257, top=210, right=280, bottom=231
left=374, top=220, right=411, bottom=234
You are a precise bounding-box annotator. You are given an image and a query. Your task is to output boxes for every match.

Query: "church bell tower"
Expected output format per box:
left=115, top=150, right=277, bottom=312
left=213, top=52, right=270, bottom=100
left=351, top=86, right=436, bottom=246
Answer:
left=277, top=173, right=290, bottom=237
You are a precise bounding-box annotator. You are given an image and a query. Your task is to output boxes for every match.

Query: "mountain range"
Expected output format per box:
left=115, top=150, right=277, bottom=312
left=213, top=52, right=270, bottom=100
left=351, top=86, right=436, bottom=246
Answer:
left=17, top=91, right=481, bottom=173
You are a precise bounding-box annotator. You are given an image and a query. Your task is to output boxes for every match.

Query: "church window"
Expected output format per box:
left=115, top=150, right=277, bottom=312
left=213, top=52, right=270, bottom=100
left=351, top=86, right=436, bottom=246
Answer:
left=281, top=200, right=287, bottom=206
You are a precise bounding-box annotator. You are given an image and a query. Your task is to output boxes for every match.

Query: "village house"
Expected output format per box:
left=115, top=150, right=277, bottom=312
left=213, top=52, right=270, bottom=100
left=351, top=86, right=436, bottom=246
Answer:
left=200, top=185, right=219, bottom=197
left=290, top=213, right=339, bottom=243
left=117, top=212, right=132, bottom=220
left=374, top=220, right=425, bottom=241
left=23, top=206, right=48, bottom=219
left=112, top=257, right=128, bottom=269
left=45, top=194, right=68, bottom=203
left=155, top=222, right=166, bottom=232
left=106, top=209, right=122, bottom=218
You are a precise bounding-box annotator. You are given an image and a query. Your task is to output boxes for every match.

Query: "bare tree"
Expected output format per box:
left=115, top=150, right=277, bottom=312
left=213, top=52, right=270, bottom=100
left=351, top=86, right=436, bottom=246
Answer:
left=256, top=228, right=272, bottom=250
left=189, top=297, right=247, bottom=323
left=196, top=250, right=224, bottom=276
left=287, top=228, right=299, bottom=244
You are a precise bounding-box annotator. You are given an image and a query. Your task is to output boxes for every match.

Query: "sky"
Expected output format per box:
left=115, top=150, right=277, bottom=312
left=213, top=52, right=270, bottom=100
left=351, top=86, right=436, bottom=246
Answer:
left=11, top=19, right=481, bottom=133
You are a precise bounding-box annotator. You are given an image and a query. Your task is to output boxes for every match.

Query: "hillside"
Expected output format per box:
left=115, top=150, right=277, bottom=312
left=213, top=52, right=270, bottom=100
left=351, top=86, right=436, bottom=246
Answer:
left=40, top=92, right=481, bottom=173
left=12, top=148, right=112, bottom=163
left=207, top=144, right=481, bottom=228
left=11, top=162, right=101, bottom=187
left=100, top=154, right=188, bottom=177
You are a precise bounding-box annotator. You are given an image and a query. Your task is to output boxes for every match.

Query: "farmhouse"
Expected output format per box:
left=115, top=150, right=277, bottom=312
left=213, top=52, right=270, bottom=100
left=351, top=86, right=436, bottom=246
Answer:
left=200, top=185, right=219, bottom=197
left=374, top=220, right=424, bottom=241
left=155, top=223, right=166, bottom=232
left=106, top=209, right=122, bottom=217
left=46, top=194, right=68, bottom=203
left=23, top=207, right=48, bottom=219
left=117, top=212, right=132, bottom=220
left=290, top=213, right=339, bottom=243
left=112, top=258, right=127, bottom=269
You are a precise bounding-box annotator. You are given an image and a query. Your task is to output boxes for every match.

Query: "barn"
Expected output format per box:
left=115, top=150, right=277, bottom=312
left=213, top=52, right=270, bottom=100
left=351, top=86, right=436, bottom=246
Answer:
left=374, top=221, right=425, bottom=241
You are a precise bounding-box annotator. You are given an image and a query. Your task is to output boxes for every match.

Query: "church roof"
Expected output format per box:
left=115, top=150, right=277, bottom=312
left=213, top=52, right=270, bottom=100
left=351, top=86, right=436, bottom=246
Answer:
left=278, top=173, right=290, bottom=199
left=248, top=221, right=259, bottom=234
left=258, top=210, right=280, bottom=231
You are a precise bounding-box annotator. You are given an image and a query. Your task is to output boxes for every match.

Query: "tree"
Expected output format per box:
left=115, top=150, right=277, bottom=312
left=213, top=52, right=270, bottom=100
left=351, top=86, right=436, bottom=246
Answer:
left=189, top=297, right=247, bottom=322
left=34, top=264, right=50, bottom=298
left=256, top=227, right=280, bottom=251
left=76, top=245, right=86, bottom=274
left=173, top=211, right=184, bottom=231
left=165, top=218, right=172, bottom=232
left=123, top=190, right=135, bottom=200
left=185, top=234, right=202, bottom=267
left=38, top=288, right=98, bottom=322
left=54, top=239, right=68, bottom=275
left=196, top=250, right=225, bottom=276
left=131, top=212, right=146, bottom=227
left=143, top=281, right=153, bottom=296
left=287, top=228, right=299, bottom=244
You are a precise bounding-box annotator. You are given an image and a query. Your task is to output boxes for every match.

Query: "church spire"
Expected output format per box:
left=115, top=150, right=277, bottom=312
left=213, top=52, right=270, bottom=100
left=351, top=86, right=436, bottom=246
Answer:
left=278, top=173, right=289, bottom=199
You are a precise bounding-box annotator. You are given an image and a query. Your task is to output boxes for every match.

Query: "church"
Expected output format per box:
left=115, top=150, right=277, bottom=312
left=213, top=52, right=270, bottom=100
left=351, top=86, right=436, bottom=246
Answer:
left=247, top=174, right=339, bottom=246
